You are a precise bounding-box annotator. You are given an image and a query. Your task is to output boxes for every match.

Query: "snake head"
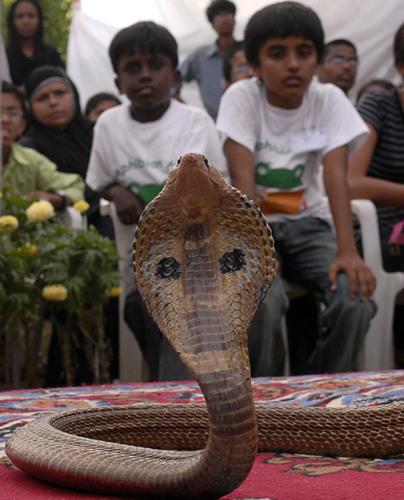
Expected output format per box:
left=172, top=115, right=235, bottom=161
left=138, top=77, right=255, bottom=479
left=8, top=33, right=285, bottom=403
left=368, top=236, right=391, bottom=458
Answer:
left=166, top=153, right=226, bottom=222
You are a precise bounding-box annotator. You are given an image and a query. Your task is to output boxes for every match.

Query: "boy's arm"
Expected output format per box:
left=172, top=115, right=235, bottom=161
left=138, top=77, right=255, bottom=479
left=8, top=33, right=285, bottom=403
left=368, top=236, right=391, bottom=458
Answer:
left=323, top=145, right=376, bottom=299
left=102, top=184, right=144, bottom=225
left=86, top=123, right=143, bottom=225
left=182, top=111, right=227, bottom=176
left=223, top=138, right=257, bottom=200
left=348, top=122, right=404, bottom=206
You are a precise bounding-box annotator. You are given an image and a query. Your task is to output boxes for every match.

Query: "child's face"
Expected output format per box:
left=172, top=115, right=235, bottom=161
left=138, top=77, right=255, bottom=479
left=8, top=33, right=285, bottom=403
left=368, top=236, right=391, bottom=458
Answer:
left=253, top=36, right=317, bottom=109
left=115, top=50, right=175, bottom=113
left=228, top=49, right=253, bottom=85
left=87, top=99, right=120, bottom=124
left=13, top=1, right=40, bottom=39
left=1, top=92, right=26, bottom=151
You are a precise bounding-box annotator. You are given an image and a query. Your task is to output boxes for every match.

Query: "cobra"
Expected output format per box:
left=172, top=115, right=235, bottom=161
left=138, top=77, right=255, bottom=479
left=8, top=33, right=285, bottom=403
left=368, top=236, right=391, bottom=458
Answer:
left=5, top=153, right=404, bottom=498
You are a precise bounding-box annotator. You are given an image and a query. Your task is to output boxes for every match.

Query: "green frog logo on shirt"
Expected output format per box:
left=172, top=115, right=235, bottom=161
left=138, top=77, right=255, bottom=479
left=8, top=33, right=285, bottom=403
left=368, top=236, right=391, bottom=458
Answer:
left=127, top=182, right=165, bottom=204
left=255, top=162, right=304, bottom=190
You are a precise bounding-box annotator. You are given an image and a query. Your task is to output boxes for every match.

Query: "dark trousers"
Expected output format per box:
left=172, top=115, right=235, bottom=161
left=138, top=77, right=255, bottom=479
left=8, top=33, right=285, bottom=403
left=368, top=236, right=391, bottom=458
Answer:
left=126, top=217, right=376, bottom=380
left=266, top=216, right=375, bottom=374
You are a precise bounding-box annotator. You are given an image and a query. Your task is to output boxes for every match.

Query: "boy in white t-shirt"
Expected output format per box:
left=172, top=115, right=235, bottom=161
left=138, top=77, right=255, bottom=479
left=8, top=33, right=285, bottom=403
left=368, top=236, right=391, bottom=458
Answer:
left=86, top=22, right=226, bottom=380
left=216, top=1, right=376, bottom=375
left=87, top=22, right=225, bottom=225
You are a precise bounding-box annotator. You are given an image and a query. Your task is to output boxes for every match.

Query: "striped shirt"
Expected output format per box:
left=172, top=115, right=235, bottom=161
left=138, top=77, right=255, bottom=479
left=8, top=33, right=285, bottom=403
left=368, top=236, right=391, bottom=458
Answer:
left=357, top=90, right=404, bottom=253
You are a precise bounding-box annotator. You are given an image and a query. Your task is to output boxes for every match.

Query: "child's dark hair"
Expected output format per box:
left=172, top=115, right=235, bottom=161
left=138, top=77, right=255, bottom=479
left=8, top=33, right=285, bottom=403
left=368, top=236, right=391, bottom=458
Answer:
left=223, top=41, right=244, bottom=81
left=244, top=1, right=324, bottom=66
left=356, top=79, right=395, bottom=103
left=109, top=21, right=178, bottom=73
left=393, top=23, right=404, bottom=66
left=1, top=80, right=28, bottom=119
left=84, top=92, right=121, bottom=116
left=206, top=0, right=236, bottom=24
left=6, top=0, right=44, bottom=51
left=321, top=38, right=357, bottom=63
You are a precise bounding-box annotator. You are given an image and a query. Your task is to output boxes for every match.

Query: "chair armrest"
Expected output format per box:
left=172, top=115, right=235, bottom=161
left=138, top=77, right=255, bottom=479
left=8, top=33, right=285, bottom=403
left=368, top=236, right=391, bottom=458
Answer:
left=99, top=198, right=111, bottom=216
left=59, top=206, right=87, bottom=230
left=350, top=199, right=383, bottom=271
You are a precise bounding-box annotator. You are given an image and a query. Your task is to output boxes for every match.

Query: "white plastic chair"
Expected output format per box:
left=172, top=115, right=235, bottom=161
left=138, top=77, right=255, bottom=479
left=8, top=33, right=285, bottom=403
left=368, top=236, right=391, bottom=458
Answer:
left=59, top=206, right=87, bottom=230
left=100, top=199, right=144, bottom=381
left=351, top=199, right=404, bottom=370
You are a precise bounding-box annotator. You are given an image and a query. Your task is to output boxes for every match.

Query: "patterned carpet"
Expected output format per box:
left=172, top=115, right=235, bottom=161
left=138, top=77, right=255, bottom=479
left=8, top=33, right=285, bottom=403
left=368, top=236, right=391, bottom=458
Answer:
left=1, top=371, right=403, bottom=499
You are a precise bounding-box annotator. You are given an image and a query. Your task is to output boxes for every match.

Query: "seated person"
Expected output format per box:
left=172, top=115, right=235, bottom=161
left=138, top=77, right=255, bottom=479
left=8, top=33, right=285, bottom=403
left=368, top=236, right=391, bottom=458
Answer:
left=217, top=2, right=376, bottom=375
left=316, top=38, right=358, bottom=96
left=1, top=80, right=83, bottom=207
left=348, top=23, right=404, bottom=366
left=84, top=91, right=121, bottom=124
left=20, top=66, right=112, bottom=237
left=86, top=21, right=227, bottom=381
left=223, top=41, right=253, bottom=88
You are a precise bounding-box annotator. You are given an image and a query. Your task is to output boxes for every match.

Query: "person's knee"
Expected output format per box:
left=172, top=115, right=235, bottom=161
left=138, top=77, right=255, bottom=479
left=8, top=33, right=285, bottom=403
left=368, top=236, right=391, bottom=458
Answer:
left=265, top=276, right=289, bottom=313
left=321, top=273, right=376, bottom=342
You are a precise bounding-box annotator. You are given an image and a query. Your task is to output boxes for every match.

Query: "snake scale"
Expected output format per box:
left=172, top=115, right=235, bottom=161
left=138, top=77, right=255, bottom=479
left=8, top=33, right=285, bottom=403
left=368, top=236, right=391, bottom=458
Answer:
left=6, top=153, right=404, bottom=498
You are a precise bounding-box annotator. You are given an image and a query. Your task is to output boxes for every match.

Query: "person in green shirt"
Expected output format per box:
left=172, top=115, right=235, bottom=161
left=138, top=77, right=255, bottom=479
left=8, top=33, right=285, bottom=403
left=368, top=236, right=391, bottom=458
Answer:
left=1, top=80, right=84, bottom=208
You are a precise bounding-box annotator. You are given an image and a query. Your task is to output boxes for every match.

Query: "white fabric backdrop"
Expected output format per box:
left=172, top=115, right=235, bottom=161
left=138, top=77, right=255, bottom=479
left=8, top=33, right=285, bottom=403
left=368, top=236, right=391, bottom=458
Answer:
left=67, top=0, right=404, bottom=109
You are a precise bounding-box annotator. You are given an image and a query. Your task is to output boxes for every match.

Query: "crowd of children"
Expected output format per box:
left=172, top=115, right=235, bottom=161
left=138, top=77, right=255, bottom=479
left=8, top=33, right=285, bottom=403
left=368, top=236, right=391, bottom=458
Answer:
left=2, top=0, right=404, bottom=383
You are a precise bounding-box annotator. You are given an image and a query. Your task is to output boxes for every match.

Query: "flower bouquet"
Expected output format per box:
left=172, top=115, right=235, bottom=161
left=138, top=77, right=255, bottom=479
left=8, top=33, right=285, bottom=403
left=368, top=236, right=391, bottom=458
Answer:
left=0, top=189, right=121, bottom=388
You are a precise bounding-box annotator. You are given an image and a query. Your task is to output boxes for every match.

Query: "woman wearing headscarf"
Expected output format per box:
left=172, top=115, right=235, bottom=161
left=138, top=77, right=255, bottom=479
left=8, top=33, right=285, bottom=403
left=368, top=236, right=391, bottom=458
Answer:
left=6, top=0, right=64, bottom=88
left=21, top=65, right=111, bottom=236
left=21, top=66, right=118, bottom=385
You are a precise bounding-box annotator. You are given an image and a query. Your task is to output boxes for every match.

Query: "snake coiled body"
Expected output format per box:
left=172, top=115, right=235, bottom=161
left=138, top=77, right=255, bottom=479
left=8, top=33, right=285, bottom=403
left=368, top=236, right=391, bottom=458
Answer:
left=6, top=154, right=404, bottom=498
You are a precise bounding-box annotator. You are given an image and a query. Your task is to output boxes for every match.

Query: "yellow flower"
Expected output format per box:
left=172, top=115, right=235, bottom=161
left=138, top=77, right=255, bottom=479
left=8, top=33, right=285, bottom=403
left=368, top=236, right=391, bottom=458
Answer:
left=42, top=285, right=68, bottom=302
left=0, top=191, right=3, bottom=199
left=73, top=200, right=90, bottom=214
left=0, top=215, right=19, bottom=231
left=106, top=286, right=123, bottom=298
left=26, top=200, right=55, bottom=222
left=22, top=244, right=38, bottom=256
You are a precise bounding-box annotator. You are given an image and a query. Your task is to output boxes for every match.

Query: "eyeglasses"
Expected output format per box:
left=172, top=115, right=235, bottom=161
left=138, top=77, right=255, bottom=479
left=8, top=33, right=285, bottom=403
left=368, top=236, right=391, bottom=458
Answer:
left=328, top=55, right=358, bottom=68
left=1, top=108, right=24, bottom=118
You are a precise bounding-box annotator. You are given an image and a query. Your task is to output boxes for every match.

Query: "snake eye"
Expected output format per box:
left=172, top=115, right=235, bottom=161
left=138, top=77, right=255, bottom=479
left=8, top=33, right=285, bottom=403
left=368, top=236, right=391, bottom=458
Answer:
left=156, top=257, right=181, bottom=279
left=219, top=249, right=246, bottom=273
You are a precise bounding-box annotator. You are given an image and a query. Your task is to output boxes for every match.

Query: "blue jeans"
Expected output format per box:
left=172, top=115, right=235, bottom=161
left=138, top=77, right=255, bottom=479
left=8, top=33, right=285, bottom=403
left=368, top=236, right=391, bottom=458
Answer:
left=249, top=216, right=376, bottom=376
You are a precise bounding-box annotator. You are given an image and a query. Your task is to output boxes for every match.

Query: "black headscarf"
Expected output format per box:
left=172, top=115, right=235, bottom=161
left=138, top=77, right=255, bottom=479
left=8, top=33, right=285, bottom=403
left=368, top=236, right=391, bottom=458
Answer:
left=23, top=65, right=93, bottom=179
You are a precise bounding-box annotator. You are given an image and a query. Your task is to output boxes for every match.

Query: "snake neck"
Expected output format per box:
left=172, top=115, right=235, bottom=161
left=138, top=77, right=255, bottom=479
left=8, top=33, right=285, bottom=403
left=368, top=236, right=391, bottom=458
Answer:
left=172, top=222, right=257, bottom=496
left=193, top=373, right=257, bottom=497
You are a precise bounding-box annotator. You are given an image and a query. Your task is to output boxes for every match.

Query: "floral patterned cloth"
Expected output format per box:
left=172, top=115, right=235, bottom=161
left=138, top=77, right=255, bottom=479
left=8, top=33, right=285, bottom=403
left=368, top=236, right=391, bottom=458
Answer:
left=1, top=371, right=403, bottom=499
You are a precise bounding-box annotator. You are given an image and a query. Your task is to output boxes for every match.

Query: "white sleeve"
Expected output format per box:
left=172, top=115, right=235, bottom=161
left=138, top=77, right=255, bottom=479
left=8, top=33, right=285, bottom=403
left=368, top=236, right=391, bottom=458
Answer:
left=181, top=110, right=229, bottom=177
left=86, top=121, right=114, bottom=191
left=323, top=86, right=369, bottom=155
left=216, top=80, right=258, bottom=152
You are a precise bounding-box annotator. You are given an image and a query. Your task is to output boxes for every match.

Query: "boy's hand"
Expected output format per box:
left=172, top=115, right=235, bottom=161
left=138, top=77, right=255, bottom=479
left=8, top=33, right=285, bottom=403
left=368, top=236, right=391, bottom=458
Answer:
left=26, top=191, right=68, bottom=209
left=107, top=185, right=144, bottom=225
left=329, top=252, right=376, bottom=300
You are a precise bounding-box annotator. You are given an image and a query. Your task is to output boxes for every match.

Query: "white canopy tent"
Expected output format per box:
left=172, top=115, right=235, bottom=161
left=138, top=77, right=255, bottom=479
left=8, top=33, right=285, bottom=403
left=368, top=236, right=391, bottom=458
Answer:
left=67, top=0, right=404, bottom=381
left=68, top=0, right=404, bottom=109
